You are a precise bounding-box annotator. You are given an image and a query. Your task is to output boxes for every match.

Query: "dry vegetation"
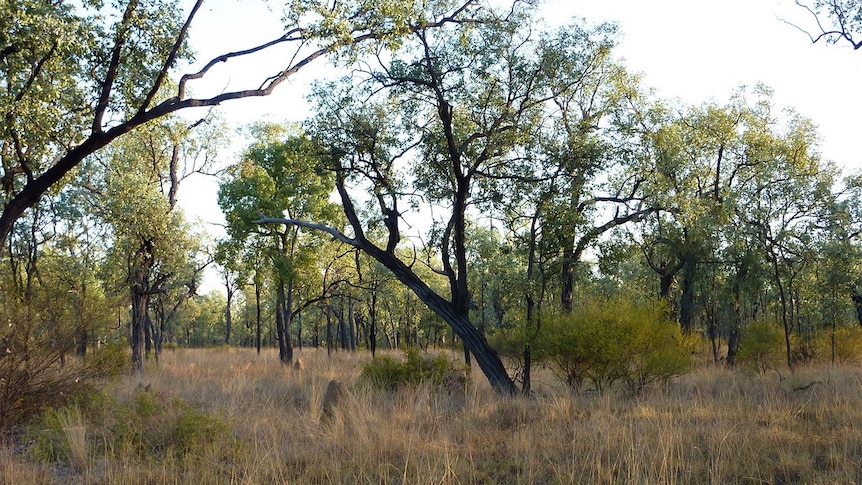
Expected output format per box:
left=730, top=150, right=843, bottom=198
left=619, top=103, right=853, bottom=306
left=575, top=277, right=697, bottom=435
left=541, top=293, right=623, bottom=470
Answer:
left=4, top=347, right=862, bottom=484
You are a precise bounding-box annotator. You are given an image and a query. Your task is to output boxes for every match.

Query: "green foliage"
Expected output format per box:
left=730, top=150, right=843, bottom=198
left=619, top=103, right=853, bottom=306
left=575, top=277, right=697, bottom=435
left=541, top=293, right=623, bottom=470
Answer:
left=538, top=296, right=691, bottom=394
left=98, top=386, right=234, bottom=460
left=28, top=405, right=88, bottom=470
left=26, top=385, right=237, bottom=471
left=816, top=326, right=862, bottom=364
left=359, top=348, right=465, bottom=390
left=737, top=320, right=786, bottom=373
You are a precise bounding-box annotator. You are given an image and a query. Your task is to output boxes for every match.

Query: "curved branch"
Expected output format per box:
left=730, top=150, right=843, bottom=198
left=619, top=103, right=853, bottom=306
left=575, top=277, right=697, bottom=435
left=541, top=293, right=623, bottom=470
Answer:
left=253, top=218, right=356, bottom=246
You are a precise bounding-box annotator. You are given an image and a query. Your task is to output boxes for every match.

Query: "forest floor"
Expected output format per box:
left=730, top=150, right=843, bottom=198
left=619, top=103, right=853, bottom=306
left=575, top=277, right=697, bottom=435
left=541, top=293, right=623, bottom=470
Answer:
left=3, top=346, right=862, bottom=484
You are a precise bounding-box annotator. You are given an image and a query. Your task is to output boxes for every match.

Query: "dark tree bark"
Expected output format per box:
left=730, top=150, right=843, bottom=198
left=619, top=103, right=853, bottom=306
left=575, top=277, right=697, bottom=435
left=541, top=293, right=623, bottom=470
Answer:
left=276, top=280, right=294, bottom=364
left=254, top=279, right=262, bottom=355
left=130, top=290, right=149, bottom=374
left=0, top=0, right=483, bottom=250
left=851, top=288, right=862, bottom=328
left=678, top=251, right=697, bottom=333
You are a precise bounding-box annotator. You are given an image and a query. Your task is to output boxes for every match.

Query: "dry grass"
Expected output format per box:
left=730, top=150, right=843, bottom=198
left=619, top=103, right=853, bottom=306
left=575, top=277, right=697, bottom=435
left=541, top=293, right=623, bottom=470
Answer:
left=4, top=347, right=862, bottom=484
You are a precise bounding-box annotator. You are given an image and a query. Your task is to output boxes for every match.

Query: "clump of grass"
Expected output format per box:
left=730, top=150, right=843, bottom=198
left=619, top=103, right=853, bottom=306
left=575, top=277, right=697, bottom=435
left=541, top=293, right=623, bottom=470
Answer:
left=28, top=405, right=88, bottom=473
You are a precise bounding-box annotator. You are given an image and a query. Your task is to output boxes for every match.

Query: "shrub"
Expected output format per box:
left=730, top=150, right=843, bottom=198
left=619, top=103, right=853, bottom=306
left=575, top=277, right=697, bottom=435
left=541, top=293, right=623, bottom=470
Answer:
left=539, top=296, right=691, bottom=394
left=0, top=334, right=126, bottom=433
left=737, top=320, right=785, bottom=372
left=0, top=279, right=126, bottom=433
left=816, top=325, right=862, bottom=364
left=28, top=405, right=88, bottom=472
left=359, top=348, right=465, bottom=390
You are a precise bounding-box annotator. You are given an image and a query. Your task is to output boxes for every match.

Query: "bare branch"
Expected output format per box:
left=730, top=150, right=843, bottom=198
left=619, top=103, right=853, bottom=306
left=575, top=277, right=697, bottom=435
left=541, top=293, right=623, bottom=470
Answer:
left=254, top=217, right=356, bottom=246
left=140, top=0, right=204, bottom=113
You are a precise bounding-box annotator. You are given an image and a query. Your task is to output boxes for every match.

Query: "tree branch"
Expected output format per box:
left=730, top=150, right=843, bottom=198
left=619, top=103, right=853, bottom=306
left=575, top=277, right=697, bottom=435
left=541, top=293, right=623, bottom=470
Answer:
left=253, top=217, right=356, bottom=246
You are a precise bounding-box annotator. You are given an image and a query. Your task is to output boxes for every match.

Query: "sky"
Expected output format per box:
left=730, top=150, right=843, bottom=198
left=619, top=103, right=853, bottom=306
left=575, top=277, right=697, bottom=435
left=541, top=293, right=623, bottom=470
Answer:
left=176, top=0, right=862, bottom=282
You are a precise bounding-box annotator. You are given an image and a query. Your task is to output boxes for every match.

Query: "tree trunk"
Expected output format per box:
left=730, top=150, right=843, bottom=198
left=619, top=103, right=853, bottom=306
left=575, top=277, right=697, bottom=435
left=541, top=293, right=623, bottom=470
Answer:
left=339, top=298, right=349, bottom=350
left=296, top=310, right=303, bottom=350
left=255, top=281, right=262, bottom=355
left=131, top=290, right=149, bottom=374
left=348, top=298, right=357, bottom=351
left=561, top=258, right=574, bottom=312
left=679, top=252, right=696, bottom=332
left=363, top=244, right=516, bottom=394
left=369, top=288, right=378, bottom=357
left=851, top=288, right=862, bottom=328
left=726, top=328, right=740, bottom=367
left=225, top=283, right=234, bottom=345
left=326, top=305, right=333, bottom=356
left=769, top=250, right=794, bottom=370
left=76, top=326, right=87, bottom=358
left=276, top=280, right=294, bottom=364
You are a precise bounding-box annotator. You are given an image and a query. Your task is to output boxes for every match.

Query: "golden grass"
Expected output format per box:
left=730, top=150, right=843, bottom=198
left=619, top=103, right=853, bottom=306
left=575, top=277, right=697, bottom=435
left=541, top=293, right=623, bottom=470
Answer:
left=4, top=347, right=862, bottom=484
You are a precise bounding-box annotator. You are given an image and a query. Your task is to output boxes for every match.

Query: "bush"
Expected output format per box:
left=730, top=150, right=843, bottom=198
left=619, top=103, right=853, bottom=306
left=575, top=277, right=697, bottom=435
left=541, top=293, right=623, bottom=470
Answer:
left=0, top=278, right=126, bottom=433
left=29, top=405, right=88, bottom=472
left=815, top=325, right=862, bottom=364
left=737, top=320, right=785, bottom=372
left=0, top=334, right=126, bottom=433
left=359, top=348, right=465, bottom=390
left=538, top=296, right=691, bottom=394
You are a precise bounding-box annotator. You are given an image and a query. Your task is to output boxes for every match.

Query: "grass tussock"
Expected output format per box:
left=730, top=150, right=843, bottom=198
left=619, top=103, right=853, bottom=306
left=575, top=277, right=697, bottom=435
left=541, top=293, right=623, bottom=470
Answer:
left=4, top=347, right=862, bottom=484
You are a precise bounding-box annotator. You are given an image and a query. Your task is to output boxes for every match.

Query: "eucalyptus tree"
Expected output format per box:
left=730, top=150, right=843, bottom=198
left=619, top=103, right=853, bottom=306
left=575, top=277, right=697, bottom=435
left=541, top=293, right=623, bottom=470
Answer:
left=839, top=174, right=862, bottom=328
left=0, top=0, right=486, bottom=248
left=94, top=118, right=210, bottom=371
left=467, top=22, right=662, bottom=391
left=219, top=124, right=340, bottom=364
left=732, top=107, right=837, bottom=369
left=214, top=237, right=251, bottom=345
left=635, top=87, right=787, bottom=334
left=630, top=86, right=836, bottom=367
left=637, top=98, right=748, bottom=332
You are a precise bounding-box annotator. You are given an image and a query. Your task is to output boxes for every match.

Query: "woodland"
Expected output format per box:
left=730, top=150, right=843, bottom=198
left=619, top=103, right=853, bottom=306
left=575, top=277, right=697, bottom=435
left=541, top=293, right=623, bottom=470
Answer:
left=3, top=0, right=862, bottom=481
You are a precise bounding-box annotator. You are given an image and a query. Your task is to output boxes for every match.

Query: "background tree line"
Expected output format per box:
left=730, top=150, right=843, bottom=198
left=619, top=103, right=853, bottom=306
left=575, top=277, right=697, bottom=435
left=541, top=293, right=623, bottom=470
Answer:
left=2, top=0, right=861, bottom=425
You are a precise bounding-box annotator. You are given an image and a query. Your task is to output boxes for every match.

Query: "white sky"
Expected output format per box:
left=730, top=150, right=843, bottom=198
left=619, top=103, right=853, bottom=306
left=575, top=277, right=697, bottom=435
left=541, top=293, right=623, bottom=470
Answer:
left=177, top=0, right=862, bottom=277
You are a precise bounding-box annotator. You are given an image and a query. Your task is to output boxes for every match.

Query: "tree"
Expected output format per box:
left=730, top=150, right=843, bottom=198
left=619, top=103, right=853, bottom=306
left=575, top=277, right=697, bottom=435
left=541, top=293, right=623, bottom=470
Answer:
left=0, top=0, right=485, bottom=248
left=87, top=116, right=213, bottom=372
left=219, top=124, right=339, bottom=364
left=214, top=238, right=247, bottom=345
left=733, top=110, right=837, bottom=369
left=791, top=0, right=862, bottom=49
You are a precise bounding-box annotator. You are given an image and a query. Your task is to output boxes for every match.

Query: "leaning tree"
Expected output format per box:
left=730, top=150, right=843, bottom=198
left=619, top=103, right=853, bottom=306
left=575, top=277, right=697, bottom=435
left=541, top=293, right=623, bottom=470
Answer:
left=0, top=0, right=489, bottom=248
left=258, top=4, right=633, bottom=393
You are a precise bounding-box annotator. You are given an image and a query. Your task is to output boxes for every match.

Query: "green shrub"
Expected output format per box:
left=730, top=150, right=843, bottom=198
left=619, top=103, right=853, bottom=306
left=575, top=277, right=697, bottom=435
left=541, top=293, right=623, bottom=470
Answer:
left=359, top=348, right=464, bottom=390
left=28, top=405, right=88, bottom=471
left=97, top=386, right=235, bottom=460
left=816, top=325, right=862, bottom=364
left=172, top=404, right=231, bottom=456
left=738, top=320, right=785, bottom=372
left=359, top=354, right=406, bottom=389
left=538, top=296, right=691, bottom=394
left=27, top=385, right=238, bottom=471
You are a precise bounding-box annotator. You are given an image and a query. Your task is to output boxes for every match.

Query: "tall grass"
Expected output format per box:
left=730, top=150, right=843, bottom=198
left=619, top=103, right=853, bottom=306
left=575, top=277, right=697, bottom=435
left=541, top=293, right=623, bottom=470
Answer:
left=3, top=347, right=862, bottom=484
